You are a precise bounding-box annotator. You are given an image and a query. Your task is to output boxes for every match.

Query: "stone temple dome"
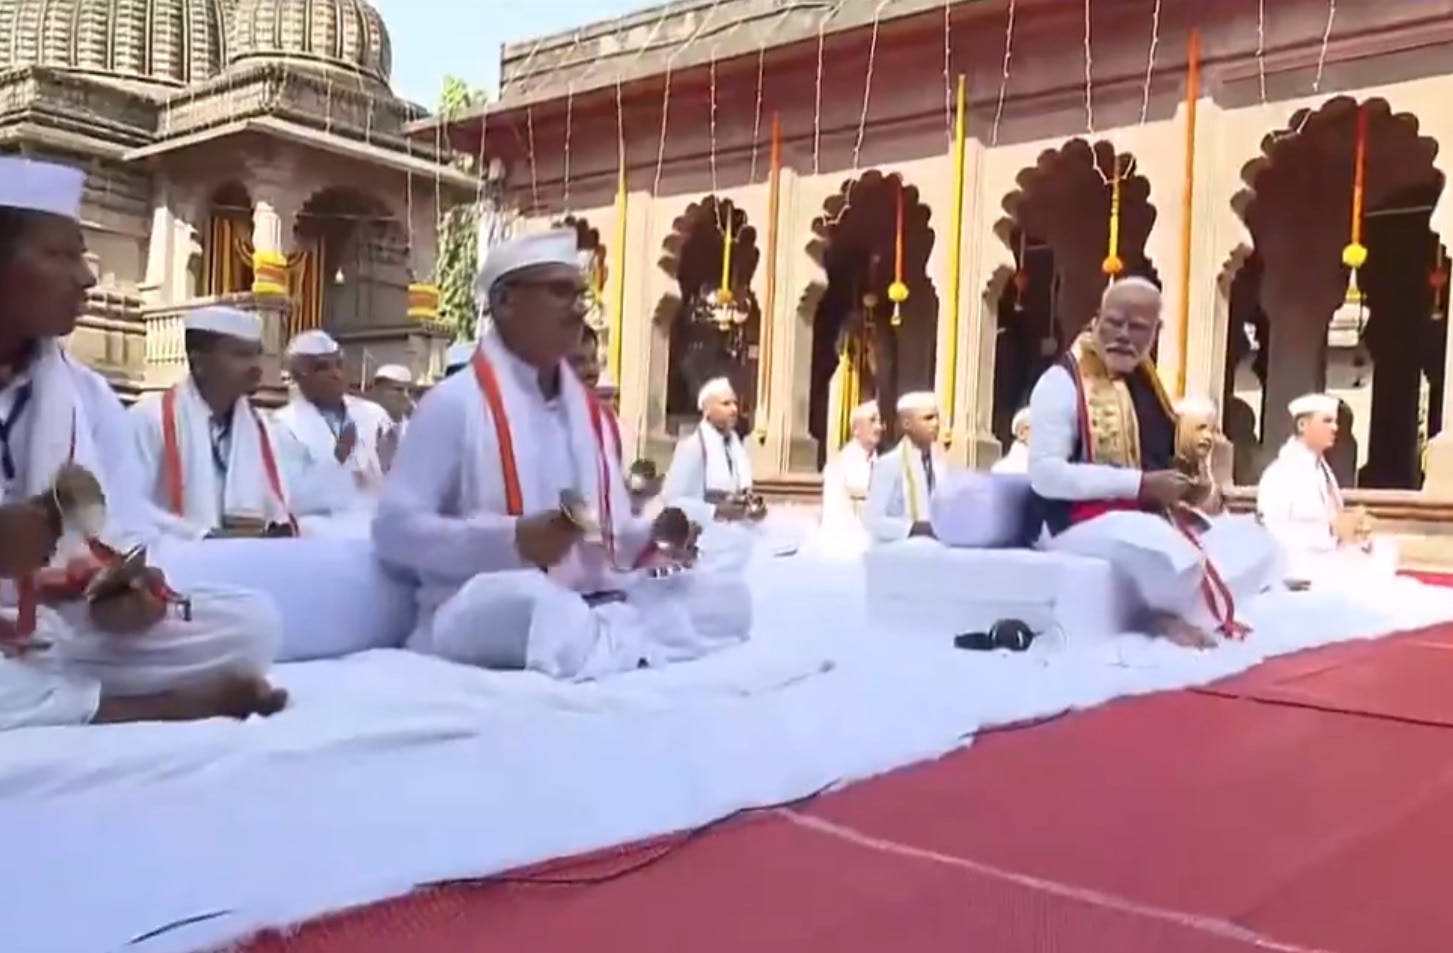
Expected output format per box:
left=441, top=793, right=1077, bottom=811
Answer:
left=227, top=0, right=392, bottom=85
left=0, top=0, right=231, bottom=87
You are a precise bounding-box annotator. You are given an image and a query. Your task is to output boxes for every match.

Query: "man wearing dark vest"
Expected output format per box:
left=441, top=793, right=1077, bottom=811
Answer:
left=1027, top=277, right=1280, bottom=649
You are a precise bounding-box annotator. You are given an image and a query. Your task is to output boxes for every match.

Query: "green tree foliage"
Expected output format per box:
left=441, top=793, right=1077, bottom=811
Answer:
left=435, top=75, right=489, bottom=341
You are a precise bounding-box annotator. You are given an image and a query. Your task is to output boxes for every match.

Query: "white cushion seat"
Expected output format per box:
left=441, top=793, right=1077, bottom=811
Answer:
left=865, top=538, right=1125, bottom=645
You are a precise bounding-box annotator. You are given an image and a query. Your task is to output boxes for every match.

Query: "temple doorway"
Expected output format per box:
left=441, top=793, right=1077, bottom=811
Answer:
left=1227, top=97, right=1445, bottom=489
left=807, top=170, right=937, bottom=457
left=991, top=140, right=1159, bottom=450
left=658, top=196, right=761, bottom=436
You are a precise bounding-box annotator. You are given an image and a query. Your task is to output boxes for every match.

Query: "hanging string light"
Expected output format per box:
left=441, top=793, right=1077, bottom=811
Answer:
left=561, top=85, right=575, bottom=212
left=888, top=177, right=909, bottom=326
left=990, top=0, right=1016, bottom=146
left=1103, top=154, right=1125, bottom=278
left=524, top=106, right=540, bottom=213
left=1342, top=103, right=1369, bottom=306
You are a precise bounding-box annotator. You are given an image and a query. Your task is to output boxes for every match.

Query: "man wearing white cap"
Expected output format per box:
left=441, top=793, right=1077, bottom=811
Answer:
left=1257, top=392, right=1397, bottom=586
left=130, top=306, right=345, bottom=540
left=660, top=376, right=761, bottom=521
left=864, top=392, right=946, bottom=543
left=991, top=407, right=1032, bottom=474
left=821, top=400, right=881, bottom=535
left=369, top=363, right=415, bottom=437
left=373, top=229, right=750, bottom=680
left=0, top=156, right=285, bottom=726
left=272, top=329, right=393, bottom=535
left=1173, top=395, right=1229, bottom=516
left=1028, top=278, right=1280, bottom=648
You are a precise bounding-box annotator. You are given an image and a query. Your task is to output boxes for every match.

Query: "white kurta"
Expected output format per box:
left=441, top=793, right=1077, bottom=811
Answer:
left=1028, top=363, right=1282, bottom=633
left=272, top=395, right=391, bottom=538
left=661, top=421, right=754, bottom=509
left=991, top=441, right=1029, bottom=474
left=820, top=440, right=875, bottom=533
left=371, top=331, right=751, bottom=681
left=1256, top=438, right=1398, bottom=586
left=129, top=380, right=354, bottom=540
left=864, top=438, right=946, bottom=544
left=0, top=343, right=282, bottom=731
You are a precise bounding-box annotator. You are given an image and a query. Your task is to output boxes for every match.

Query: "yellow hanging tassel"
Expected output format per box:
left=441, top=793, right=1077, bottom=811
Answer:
left=1102, top=155, right=1124, bottom=278
left=887, top=177, right=909, bottom=326
left=1342, top=104, right=1369, bottom=304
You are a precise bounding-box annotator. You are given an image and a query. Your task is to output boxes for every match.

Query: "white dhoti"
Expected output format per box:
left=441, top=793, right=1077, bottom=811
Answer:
left=1288, top=538, right=1399, bottom=589
left=49, top=587, right=282, bottom=697
left=425, top=568, right=751, bottom=682
left=1046, top=511, right=1283, bottom=632
left=0, top=610, right=102, bottom=731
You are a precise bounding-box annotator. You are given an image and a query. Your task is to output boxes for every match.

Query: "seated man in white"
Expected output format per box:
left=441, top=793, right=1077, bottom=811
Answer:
left=130, top=307, right=351, bottom=540
left=0, top=157, right=284, bottom=727
left=1257, top=392, right=1397, bottom=586
left=569, top=323, right=625, bottom=462
left=372, top=229, right=750, bottom=681
left=1173, top=395, right=1230, bottom=516
left=821, top=400, right=880, bottom=534
left=273, top=330, right=394, bottom=535
left=992, top=407, right=1031, bottom=474
left=1028, top=277, right=1281, bottom=648
left=660, top=376, right=763, bottom=523
left=864, top=392, right=947, bottom=543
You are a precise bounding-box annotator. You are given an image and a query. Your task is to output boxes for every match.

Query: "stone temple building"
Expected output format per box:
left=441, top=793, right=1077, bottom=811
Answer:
left=0, top=0, right=470, bottom=400
left=426, top=0, right=1453, bottom=551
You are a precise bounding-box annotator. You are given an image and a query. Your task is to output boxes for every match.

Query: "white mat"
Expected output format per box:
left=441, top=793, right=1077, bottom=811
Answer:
left=5, top=557, right=1453, bottom=953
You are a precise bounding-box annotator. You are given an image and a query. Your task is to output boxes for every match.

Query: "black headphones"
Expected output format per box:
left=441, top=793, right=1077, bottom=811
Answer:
left=953, top=618, right=1038, bottom=652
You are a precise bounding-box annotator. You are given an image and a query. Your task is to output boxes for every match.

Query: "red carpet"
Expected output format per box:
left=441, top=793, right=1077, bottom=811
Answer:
left=238, top=618, right=1453, bottom=953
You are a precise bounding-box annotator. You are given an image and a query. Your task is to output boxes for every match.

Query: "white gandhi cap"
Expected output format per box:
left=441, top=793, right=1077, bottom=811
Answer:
left=1288, top=393, right=1338, bottom=418
left=0, top=156, right=85, bottom=220
left=850, top=400, right=879, bottom=424
left=375, top=364, right=413, bottom=385
left=1011, top=406, right=1030, bottom=433
left=474, top=229, right=579, bottom=304
left=697, top=376, right=735, bottom=411
left=1175, top=395, right=1217, bottom=418
left=896, top=391, right=938, bottom=413
left=596, top=370, right=618, bottom=395
left=184, top=305, right=262, bottom=343
left=285, top=329, right=339, bottom=358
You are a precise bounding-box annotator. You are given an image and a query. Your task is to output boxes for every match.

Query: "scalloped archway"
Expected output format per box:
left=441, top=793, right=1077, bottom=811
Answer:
left=294, top=187, right=407, bottom=343
left=991, top=139, right=1159, bottom=447
left=1227, top=96, right=1444, bottom=488
left=656, top=196, right=762, bottom=426
left=805, top=169, right=938, bottom=454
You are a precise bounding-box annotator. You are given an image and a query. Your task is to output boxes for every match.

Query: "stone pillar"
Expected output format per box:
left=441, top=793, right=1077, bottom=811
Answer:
left=954, top=140, right=1017, bottom=468
left=764, top=165, right=837, bottom=474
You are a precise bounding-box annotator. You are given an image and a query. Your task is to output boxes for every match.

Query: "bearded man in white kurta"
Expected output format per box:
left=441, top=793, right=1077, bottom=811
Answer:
left=820, top=400, right=881, bottom=538
left=372, top=229, right=750, bottom=681
left=864, top=392, right=947, bottom=543
left=1028, top=278, right=1281, bottom=649
left=661, top=377, right=762, bottom=523
left=1257, top=392, right=1397, bottom=586
left=273, top=330, right=394, bottom=537
left=0, top=158, right=284, bottom=728
left=130, top=307, right=353, bottom=541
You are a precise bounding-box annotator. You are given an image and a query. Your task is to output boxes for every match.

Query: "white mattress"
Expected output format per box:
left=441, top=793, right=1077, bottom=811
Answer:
left=5, top=557, right=1453, bottom=953
left=866, top=539, right=1127, bottom=645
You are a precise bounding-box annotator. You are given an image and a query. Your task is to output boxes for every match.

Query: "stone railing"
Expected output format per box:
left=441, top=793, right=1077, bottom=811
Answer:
left=140, top=293, right=292, bottom=396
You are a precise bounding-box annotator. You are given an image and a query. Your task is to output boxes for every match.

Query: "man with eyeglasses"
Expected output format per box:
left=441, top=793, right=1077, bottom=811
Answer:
left=372, top=229, right=751, bottom=680
left=1027, top=277, right=1280, bottom=649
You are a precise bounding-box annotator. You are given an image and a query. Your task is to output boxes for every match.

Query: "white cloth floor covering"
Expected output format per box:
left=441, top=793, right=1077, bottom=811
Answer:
left=4, top=533, right=1453, bottom=953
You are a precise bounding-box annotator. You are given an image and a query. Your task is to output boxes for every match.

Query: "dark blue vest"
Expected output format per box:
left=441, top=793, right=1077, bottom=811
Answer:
left=1035, top=354, right=1176, bottom=536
